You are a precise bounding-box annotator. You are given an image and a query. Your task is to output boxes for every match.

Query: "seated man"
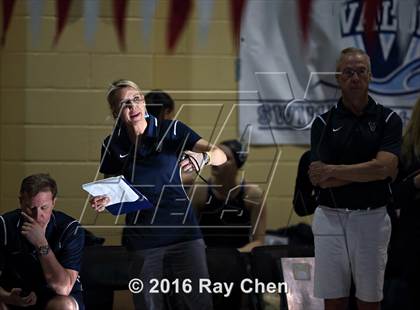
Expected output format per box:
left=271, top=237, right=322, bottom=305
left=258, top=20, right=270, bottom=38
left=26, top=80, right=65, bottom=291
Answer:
left=0, top=174, right=84, bottom=310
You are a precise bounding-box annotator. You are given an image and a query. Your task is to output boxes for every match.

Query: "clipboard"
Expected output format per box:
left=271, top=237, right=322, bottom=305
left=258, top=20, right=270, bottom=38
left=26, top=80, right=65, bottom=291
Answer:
left=82, top=176, right=153, bottom=215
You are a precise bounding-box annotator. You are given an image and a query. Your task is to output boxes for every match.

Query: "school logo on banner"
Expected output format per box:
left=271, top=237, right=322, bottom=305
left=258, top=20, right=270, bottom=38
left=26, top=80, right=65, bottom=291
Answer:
left=239, top=0, right=420, bottom=145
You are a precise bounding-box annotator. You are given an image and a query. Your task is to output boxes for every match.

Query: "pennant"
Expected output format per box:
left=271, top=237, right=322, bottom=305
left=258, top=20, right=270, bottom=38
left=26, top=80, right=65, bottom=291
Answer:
left=54, top=0, right=73, bottom=46
left=142, top=0, right=158, bottom=44
left=298, top=0, right=313, bottom=43
left=84, top=0, right=99, bottom=46
left=27, top=0, right=45, bottom=47
left=1, top=0, right=17, bottom=46
left=113, top=0, right=128, bottom=50
left=230, top=0, right=246, bottom=49
left=363, top=0, right=381, bottom=51
left=197, top=0, right=214, bottom=47
left=167, top=0, right=192, bottom=52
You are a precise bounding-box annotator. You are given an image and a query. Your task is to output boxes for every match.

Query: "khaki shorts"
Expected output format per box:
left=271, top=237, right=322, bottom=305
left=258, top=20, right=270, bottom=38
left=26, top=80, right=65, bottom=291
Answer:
left=312, top=206, right=391, bottom=302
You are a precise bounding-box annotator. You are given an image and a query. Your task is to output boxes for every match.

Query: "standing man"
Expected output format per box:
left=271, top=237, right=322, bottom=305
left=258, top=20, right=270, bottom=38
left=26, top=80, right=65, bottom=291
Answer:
left=0, top=174, right=85, bottom=310
left=309, top=47, right=402, bottom=310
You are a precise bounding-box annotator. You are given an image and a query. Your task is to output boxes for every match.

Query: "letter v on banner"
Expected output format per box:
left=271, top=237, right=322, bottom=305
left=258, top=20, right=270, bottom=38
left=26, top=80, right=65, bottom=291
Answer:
left=239, top=0, right=419, bottom=145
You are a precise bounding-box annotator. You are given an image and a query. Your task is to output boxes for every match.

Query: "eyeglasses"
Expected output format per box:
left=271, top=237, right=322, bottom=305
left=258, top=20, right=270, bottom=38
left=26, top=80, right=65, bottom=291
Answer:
left=340, top=68, right=369, bottom=78
left=118, top=94, right=144, bottom=110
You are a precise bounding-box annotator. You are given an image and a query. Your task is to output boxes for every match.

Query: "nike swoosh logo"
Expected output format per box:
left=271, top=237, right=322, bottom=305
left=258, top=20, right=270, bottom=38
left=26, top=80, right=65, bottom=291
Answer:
left=119, top=153, right=129, bottom=158
left=332, top=126, right=343, bottom=132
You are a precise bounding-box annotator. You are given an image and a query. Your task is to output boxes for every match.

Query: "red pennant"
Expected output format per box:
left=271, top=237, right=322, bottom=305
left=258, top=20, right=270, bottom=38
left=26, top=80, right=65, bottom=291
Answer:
left=54, top=0, right=72, bottom=46
left=230, top=0, right=246, bottom=49
left=364, top=0, right=381, bottom=50
left=298, top=0, right=313, bottom=43
left=167, top=0, right=192, bottom=52
left=1, top=0, right=17, bottom=46
left=113, top=0, right=128, bottom=51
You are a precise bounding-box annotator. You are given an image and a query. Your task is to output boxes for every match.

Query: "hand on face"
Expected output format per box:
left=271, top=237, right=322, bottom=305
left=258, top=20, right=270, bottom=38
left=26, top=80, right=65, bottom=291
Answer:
left=20, top=212, right=47, bottom=248
left=6, top=288, right=37, bottom=307
left=19, top=191, right=54, bottom=246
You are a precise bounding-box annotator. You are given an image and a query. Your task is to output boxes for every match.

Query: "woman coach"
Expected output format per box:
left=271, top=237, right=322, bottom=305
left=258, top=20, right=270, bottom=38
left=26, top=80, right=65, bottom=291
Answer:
left=90, top=79, right=226, bottom=310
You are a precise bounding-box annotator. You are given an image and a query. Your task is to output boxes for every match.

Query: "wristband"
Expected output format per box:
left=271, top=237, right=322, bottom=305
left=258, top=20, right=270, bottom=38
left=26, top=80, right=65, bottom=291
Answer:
left=203, top=152, right=211, bottom=166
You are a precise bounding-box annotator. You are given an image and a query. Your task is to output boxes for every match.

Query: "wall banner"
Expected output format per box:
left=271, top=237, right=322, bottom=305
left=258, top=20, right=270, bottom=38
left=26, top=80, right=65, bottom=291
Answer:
left=239, top=0, right=420, bottom=145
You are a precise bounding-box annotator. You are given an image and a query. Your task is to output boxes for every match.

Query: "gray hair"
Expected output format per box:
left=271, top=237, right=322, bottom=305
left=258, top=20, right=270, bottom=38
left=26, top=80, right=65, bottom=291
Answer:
left=336, top=47, right=371, bottom=72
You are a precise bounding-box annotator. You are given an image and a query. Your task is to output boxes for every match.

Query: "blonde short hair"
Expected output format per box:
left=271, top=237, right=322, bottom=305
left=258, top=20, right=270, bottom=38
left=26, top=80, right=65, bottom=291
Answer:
left=106, top=79, right=141, bottom=118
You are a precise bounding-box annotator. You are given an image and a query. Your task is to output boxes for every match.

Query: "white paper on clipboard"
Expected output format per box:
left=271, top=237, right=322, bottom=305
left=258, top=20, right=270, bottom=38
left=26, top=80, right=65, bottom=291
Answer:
left=82, top=176, right=139, bottom=206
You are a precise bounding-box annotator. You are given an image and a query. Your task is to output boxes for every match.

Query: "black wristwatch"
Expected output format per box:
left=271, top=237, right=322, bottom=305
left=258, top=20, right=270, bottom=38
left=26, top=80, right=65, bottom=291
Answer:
left=37, top=244, right=50, bottom=256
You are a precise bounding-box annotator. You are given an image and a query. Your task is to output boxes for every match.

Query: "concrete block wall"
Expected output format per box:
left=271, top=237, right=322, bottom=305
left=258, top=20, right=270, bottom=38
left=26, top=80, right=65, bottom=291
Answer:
left=0, top=0, right=311, bottom=246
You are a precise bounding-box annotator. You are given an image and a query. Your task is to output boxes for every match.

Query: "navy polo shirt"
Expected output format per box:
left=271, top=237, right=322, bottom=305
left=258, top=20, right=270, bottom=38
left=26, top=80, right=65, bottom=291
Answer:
left=310, top=96, right=402, bottom=210
left=0, top=209, right=85, bottom=294
left=100, top=116, right=203, bottom=250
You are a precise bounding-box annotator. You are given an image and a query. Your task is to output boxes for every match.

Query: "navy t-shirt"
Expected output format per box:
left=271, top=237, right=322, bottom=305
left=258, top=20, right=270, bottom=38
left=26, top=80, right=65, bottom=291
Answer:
left=0, top=210, right=85, bottom=295
left=100, top=116, right=203, bottom=250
